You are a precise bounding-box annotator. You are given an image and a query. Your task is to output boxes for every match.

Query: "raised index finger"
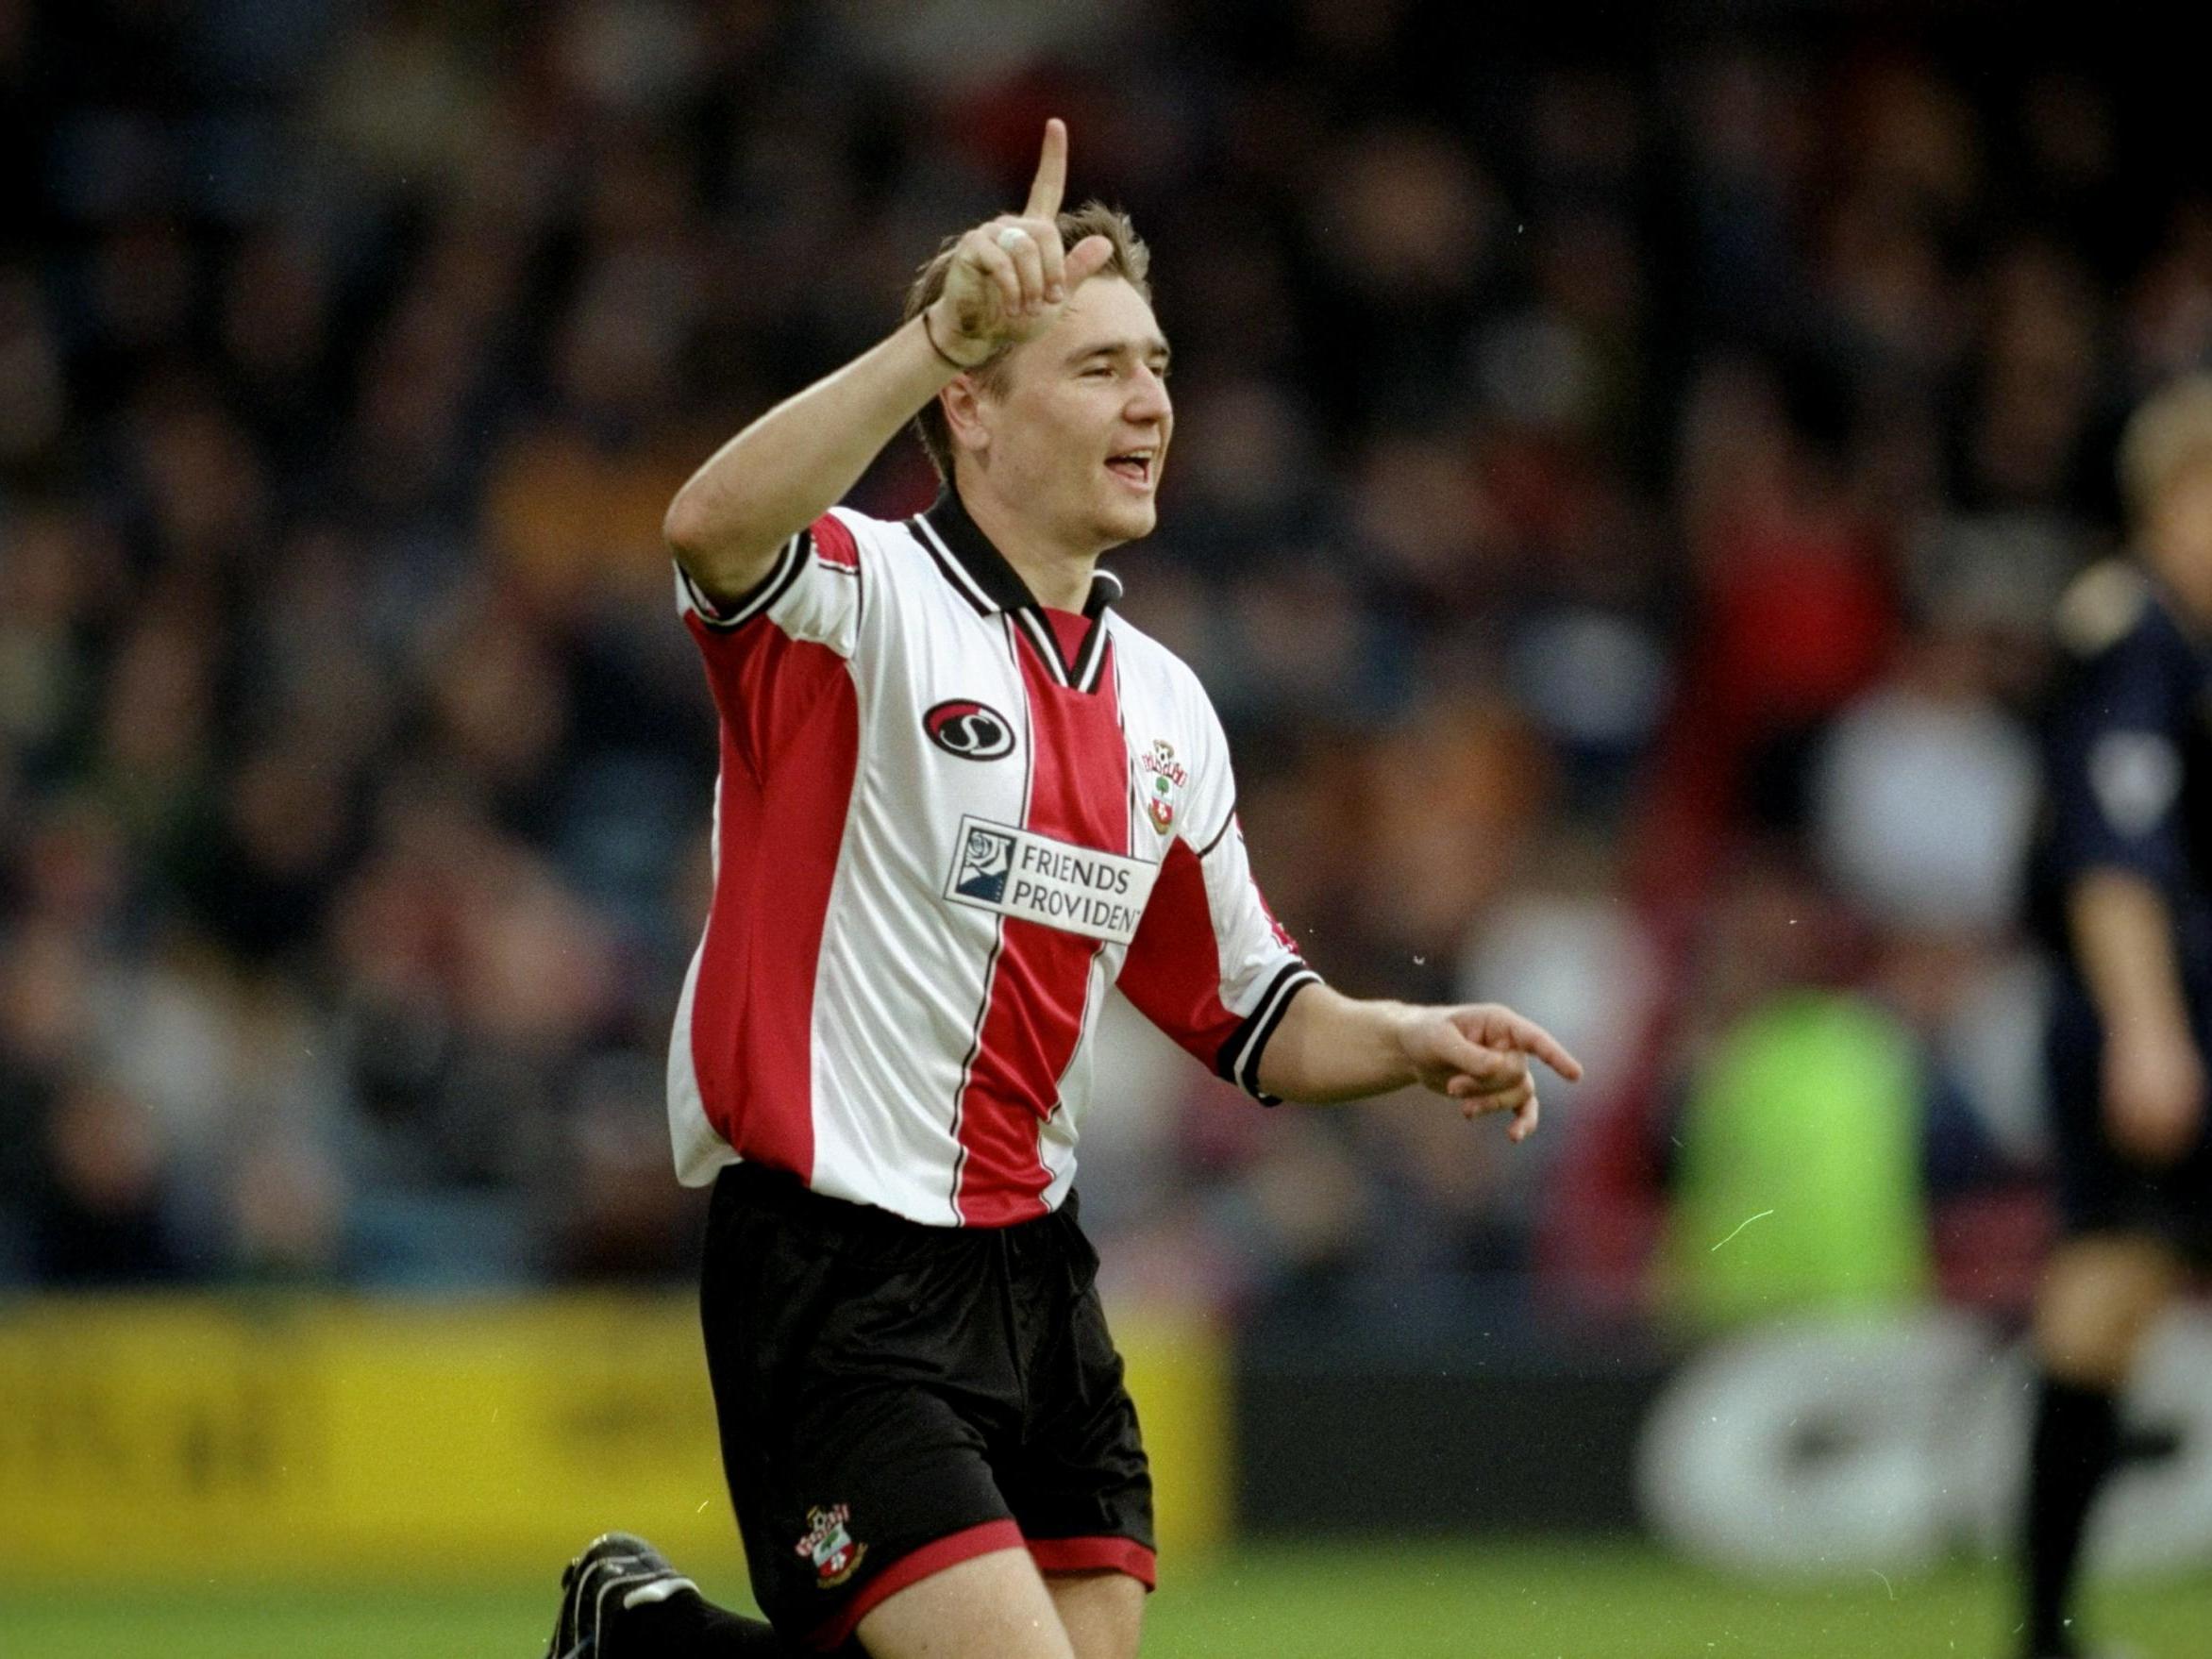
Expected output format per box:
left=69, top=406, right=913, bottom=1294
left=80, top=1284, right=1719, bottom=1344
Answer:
left=1024, top=117, right=1068, bottom=221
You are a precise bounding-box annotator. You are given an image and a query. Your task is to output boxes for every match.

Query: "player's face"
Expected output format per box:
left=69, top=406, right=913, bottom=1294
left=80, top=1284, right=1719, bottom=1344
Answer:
left=980, top=276, right=1172, bottom=551
left=2151, top=456, right=2212, bottom=621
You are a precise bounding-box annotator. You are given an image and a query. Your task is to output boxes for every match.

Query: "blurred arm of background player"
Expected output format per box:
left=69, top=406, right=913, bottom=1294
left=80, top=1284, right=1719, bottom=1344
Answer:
left=662, top=119, right=1111, bottom=609
left=1258, top=987, right=1583, bottom=1142
left=2069, top=869, right=2207, bottom=1164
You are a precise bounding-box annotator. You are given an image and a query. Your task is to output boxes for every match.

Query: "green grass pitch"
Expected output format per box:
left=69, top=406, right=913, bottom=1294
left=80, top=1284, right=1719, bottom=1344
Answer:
left=3, top=1541, right=2206, bottom=1657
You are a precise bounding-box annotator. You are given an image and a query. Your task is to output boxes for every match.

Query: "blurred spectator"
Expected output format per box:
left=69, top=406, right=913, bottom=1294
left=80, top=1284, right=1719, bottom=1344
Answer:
left=1811, top=625, right=2039, bottom=934
left=1659, top=983, right=1933, bottom=1329
left=1652, top=854, right=1922, bottom=1328
left=1457, top=829, right=1662, bottom=1173
left=25, top=1073, right=193, bottom=1283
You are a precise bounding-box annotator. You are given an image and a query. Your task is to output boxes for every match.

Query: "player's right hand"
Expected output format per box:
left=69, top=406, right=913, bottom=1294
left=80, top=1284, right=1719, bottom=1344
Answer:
left=926, top=118, right=1114, bottom=368
left=2103, top=1021, right=2206, bottom=1165
left=1402, top=1003, right=1584, bottom=1144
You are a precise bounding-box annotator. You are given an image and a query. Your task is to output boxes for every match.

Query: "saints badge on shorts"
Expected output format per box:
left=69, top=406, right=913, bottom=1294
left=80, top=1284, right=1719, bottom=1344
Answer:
left=796, top=1502, right=867, bottom=1588
left=1140, top=739, right=1187, bottom=835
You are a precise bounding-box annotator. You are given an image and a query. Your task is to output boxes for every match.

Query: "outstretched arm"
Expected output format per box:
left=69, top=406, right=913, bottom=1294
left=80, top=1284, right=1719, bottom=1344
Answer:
left=2070, top=868, right=2205, bottom=1163
left=1256, top=984, right=1583, bottom=1141
left=664, top=117, right=1114, bottom=607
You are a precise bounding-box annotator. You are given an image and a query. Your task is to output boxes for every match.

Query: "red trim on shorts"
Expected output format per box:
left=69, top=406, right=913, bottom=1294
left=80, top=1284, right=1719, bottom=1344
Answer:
left=1027, top=1534, right=1159, bottom=1588
left=809, top=1519, right=1025, bottom=1651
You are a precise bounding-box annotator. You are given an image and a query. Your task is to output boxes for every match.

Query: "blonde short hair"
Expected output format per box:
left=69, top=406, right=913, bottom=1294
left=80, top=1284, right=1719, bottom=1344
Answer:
left=903, top=203, right=1153, bottom=483
left=2120, top=374, right=2212, bottom=524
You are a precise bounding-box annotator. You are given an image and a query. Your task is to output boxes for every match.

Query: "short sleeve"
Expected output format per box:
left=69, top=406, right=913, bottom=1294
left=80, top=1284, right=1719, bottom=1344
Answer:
left=678, top=511, right=866, bottom=778
left=677, top=510, right=863, bottom=655
left=2044, top=621, right=2190, bottom=894
left=1116, top=697, right=1318, bottom=1102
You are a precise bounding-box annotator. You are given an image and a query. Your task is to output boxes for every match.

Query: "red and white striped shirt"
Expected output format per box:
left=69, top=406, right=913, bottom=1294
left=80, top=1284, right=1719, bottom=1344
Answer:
left=666, top=491, right=1316, bottom=1226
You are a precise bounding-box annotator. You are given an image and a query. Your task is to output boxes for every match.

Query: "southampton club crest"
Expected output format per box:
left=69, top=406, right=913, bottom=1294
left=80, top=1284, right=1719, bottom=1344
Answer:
left=1140, top=738, right=1187, bottom=835
left=796, top=1502, right=867, bottom=1589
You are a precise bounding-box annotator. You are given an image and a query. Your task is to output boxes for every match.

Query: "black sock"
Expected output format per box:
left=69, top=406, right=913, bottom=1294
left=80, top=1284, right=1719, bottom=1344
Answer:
left=618, top=1587, right=797, bottom=1657
left=2021, top=1374, right=2121, bottom=1658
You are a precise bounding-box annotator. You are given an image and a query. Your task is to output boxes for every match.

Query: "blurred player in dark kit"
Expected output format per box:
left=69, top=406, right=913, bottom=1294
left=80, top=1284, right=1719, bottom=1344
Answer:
left=2020, top=375, right=2212, bottom=1659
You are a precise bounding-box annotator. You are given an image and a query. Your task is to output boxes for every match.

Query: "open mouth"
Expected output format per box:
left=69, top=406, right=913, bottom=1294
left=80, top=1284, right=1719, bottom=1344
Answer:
left=1106, top=450, right=1155, bottom=488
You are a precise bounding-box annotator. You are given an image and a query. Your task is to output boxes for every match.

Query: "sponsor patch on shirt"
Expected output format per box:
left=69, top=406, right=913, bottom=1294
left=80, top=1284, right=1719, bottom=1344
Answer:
left=945, top=815, right=1157, bottom=945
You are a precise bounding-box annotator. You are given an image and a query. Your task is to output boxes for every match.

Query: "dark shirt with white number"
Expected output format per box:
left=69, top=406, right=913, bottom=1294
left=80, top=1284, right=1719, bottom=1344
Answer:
left=2033, top=561, right=2212, bottom=1014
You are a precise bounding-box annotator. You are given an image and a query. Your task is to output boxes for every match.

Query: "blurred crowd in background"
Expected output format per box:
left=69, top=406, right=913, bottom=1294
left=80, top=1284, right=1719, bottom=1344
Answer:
left=5, top=0, right=2210, bottom=1342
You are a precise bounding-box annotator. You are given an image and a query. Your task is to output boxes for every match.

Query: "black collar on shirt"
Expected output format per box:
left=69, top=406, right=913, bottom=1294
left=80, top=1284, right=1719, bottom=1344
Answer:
left=911, top=489, right=1120, bottom=691
left=913, top=489, right=1124, bottom=621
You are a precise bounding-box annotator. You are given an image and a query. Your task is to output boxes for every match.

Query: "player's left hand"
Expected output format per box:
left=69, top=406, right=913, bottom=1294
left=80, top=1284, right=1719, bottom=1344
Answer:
left=2103, top=1020, right=2206, bottom=1165
left=1399, top=1004, right=1583, bottom=1142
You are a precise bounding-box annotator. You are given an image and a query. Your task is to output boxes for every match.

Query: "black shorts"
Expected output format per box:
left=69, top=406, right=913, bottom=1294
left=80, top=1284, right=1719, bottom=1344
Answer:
left=699, top=1163, right=1154, bottom=1652
left=2047, top=980, right=2212, bottom=1262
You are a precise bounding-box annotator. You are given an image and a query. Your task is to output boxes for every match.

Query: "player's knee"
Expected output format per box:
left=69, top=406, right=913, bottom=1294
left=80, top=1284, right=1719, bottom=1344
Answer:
left=855, top=1548, right=1076, bottom=1659
left=2035, top=1236, right=2184, bottom=1382
left=1045, top=1568, right=1145, bottom=1659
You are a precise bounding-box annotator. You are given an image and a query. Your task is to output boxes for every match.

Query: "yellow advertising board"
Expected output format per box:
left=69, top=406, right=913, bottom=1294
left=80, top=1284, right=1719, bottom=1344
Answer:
left=0, top=1295, right=1226, bottom=1584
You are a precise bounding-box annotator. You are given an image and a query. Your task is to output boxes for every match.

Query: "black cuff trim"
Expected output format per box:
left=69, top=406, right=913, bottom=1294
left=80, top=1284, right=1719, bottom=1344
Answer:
left=682, top=531, right=809, bottom=630
left=1215, top=960, right=1320, bottom=1105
